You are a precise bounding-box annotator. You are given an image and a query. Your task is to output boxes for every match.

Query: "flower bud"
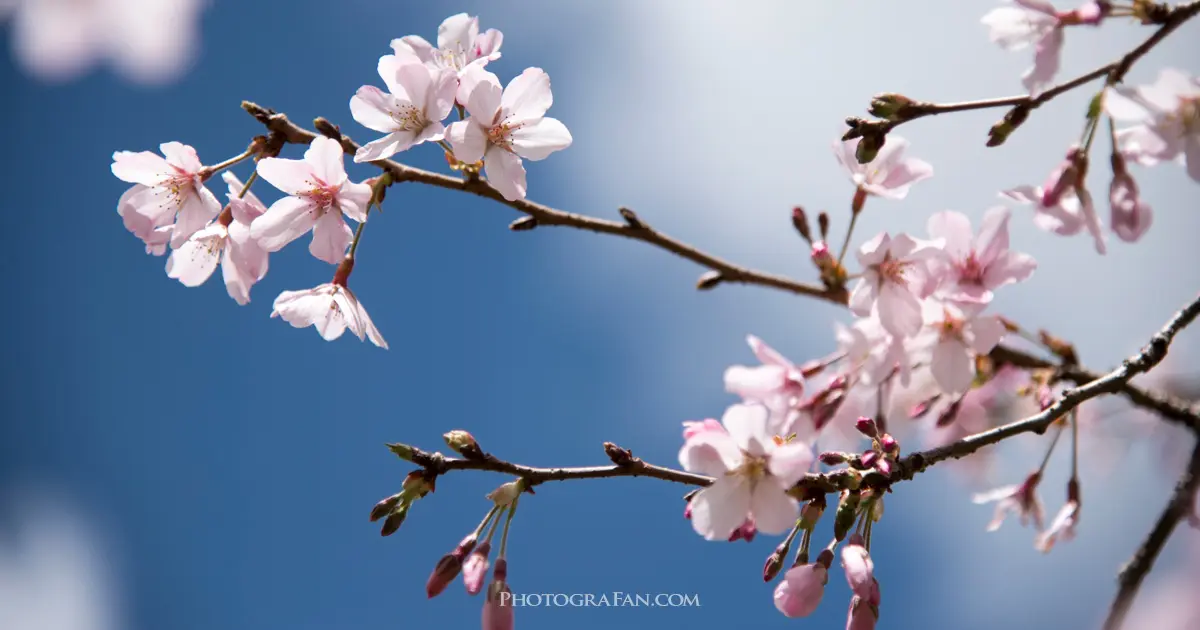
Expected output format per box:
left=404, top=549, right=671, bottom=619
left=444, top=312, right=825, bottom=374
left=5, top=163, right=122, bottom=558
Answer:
left=855, top=416, right=878, bottom=438
left=792, top=206, right=813, bottom=243
left=763, top=543, right=788, bottom=582
left=875, top=458, right=893, bottom=477
left=879, top=434, right=898, bottom=454
left=1109, top=152, right=1153, bottom=242
left=696, top=270, right=723, bottom=290
left=987, top=104, right=1030, bottom=147
left=443, top=430, right=482, bottom=459
left=819, top=451, right=848, bottom=466
left=855, top=131, right=886, bottom=164
left=426, top=535, right=478, bottom=598
left=729, top=518, right=757, bottom=543
left=846, top=594, right=880, bottom=630
left=463, top=541, right=492, bottom=596
left=858, top=450, right=880, bottom=469
left=773, top=563, right=828, bottom=618
left=833, top=492, right=862, bottom=541
left=1041, top=146, right=1084, bottom=207
left=380, top=505, right=409, bottom=537
left=482, top=558, right=514, bottom=630
left=487, top=480, right=524, bottom=507
left=509, top=215, right=538, bottom=231
left=683, top=502, right=693, bottom=520
left=868, top=93, right=916, bottom=122
left=817, top=212, right=830, bottom=239
left=385, top=442, right=416, bottom=461
left=369, top=493, right=403, bottom=522
left=402, top=469, right=436, bottom=497
left=800, top=501, right=825, bottom=529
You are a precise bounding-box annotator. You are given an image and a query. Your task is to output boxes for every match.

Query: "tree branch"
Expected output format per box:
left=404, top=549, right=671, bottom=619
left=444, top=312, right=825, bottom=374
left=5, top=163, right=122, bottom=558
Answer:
left=241, top=102, right=1200, bottom=433
left=853, top=0, right=1200, bottom=142
left=393, top=292, right=1200, bottom=500
left=1102, top=437, right=1200, bottom=630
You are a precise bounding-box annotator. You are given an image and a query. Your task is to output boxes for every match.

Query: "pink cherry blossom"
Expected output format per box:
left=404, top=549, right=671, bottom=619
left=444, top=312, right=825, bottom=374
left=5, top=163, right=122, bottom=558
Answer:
left=678, top=404, right=814, bottom=540
left=6, top=0, right=205, bottom=84
left=682, top=418, right=725, bottom=439
left=166, top=172, right=270, bottom=305
left=350, top=59, right=457, bottom=163
left=447, top=66, right=573, bottom=201
left=1106, top=68, right=1200, bottom=181
left=833, top=136, right=933, bottom=200
left=1109, top=153, right=1153, bottom=242
left=111, top=141, right=222, bottom=248
left=918, top=301, right=1006, bottom=396
left=926, top=207, right=1037, bottom=305
left=849, top=233, right=944, bottom=338
left=390, top=13, right=502, bottom=80
left=1035, top=497, right=1079, bottom=553
left=481, top=558, right=513, bottom=630
left=774, top=563, right=827, bottom=618
left=724, top=335, right=806, bottom=436
left=1000, top=181, right=1105, bottom=254
left=250, top=136, right=373, bottom=265
left=981, top=1, right=1105, bottom=95
left=270, top=267, right=388, bottom=349
left=973, top=471, right=1045, bottom=531
left=116, top=184, right=172, bottom=256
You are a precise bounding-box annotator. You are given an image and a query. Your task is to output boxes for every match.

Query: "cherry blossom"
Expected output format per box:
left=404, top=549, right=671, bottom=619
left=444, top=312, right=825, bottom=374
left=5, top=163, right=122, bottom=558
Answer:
left=915, top=301, right=1006, bottom=396
left=1106, top=68, right=1200, bottom=182
left=165, top=172, right=270, bottom=305
left=678, top=404, right=814, bottom=540
left=350, top=59, right=457, bottom=163
left=1000, top=178, right=1105, bottom=254
left=846, top=595, right=880, bottom=630
left=834, top=136, right=933, bottom=200
left=462, top=541, right=491, bottom=596
left=4, top=0, right=205, bottom=84
left=981, top=1, right=1105, bottom=95
left=1109, top=153, right=1153, bottom=242
left=1035, top=496, right=1079, bottom=552
left=973, top=472, right=1045, bottom=531
left=250, top=136, right=373, bottom=264
left=447, top=65, right=573, bottom=201
left=390, top=13, right=502, bottom=79
left=270, top=263, right=388, bottom=349
left=774, top=563, right=827, bottom=618
left=116, top=184, right=172, bottom=256
left=926, top=208, right=1037, bottom=305
left=849, top=232, right=944, bottom=338
left=724, top=335, right=806, bottom=436
left=111, top=141, right=221, bottom=249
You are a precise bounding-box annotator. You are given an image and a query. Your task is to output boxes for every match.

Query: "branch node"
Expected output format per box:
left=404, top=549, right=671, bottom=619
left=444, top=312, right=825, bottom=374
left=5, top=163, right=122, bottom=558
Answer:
left=696, top=270, right=724, bottom=290
left=509, top=216, right=539, bottom=231
left=604, top=442, right=640, bottom=467
left=618, top=207, right=646, bottom=230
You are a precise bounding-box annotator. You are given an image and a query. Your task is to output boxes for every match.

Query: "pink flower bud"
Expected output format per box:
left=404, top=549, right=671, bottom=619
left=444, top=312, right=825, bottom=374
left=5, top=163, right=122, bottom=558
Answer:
left=369, top=493, right=403, bottom=522
left=684, top=502, right=693, bottom=520
left=846, top=594, right=879, bottom=630
left=879, top=434, right=898, bottom=453
left=482, top=558, right=514, bottom=630
left=773, top=564, right=828, bottom=618
left=426, top=536, right=477, bottom=598
left=1109, top=154, right=1152, bottom=242
left=859, top=450, right=880, bottom=469
left=820, top=451, right=848, bottom=466
left=729, top=518, right=757, bottom=543
left=875, top=458, right=893, bottom=476
left=463, top=541, right=492, bottom=596
left=841, top=538, right=880, bottom=605
left=855, top=416, right=878, bottom=438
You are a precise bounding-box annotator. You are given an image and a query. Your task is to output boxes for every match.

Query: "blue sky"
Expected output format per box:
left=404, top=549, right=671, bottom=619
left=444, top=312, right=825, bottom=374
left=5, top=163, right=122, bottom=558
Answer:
left=1, top=2, right=1199, bottom=630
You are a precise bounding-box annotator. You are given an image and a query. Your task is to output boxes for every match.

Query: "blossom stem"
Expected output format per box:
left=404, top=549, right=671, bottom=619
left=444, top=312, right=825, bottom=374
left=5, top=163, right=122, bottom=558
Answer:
left=237, top=171, right=258, bottom=199
left=437, top=139, right=454, bottom=155
left=1069, top=410, right=1079, bottom=482
left=483, top=506, right=505, bottom=543
left=474, top=505, right=501, bottom=539
left=862, top=514, right=874, bottom=552
left=200, top=147, right=256, bottom=180
left=1038, top=421, right=1066, bottom=474
left=498, top=496, right=520, bottom=558
left=837, top=203, right=863, bottom=268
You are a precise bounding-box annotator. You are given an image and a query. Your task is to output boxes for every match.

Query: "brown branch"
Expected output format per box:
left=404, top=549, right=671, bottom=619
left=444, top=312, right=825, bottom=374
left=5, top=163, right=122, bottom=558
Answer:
left=1102, top=437, right=1200, bottom=630
left=241, top=102, right=842, bottom=304
left=392, top=292, right=1200, bottom=499
left=241, top=101, right=1200, bottom=433
left=852, top=0, right=1200, bottom=143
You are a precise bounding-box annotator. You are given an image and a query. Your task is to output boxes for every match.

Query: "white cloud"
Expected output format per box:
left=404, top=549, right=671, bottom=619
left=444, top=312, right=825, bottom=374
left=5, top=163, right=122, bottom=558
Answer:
left=0, top=486, right=123, bottom=630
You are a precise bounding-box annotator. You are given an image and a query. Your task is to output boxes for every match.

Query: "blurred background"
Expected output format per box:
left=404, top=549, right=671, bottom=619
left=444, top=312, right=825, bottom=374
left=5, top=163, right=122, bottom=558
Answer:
left=1, top=1, right=1199, bottom=629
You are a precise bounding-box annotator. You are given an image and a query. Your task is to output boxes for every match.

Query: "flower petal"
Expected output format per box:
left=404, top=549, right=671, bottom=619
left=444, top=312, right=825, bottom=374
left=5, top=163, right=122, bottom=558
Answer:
left=501, top=67, right=553, bottom=124
left=309, top=210, right=352, bottom=264
left=750, top=481, right=799, bottom=536
left=251, top=196, right=317, bottom=252
left=510, top=117, right=572, bottom=161
left=689, top=477, right=751, bottom=541
left=483, top=146, right=527, bottom=201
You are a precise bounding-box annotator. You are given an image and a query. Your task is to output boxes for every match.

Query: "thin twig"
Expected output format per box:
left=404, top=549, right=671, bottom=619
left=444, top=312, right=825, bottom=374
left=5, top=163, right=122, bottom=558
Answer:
left=241, top=102, right=1200, bottom=433
left=394, top=293, right=1200, bottom=498
left=870, top=0, right=1200, bottom=133
left=1101, top=437, right=1200, bottom=630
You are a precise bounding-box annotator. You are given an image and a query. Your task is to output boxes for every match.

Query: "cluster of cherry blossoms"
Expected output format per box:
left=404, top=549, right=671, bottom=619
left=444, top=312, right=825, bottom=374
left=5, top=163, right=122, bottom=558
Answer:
left=983, top=1, right=1200, bottom=253
left=109, top=13, right=572, bottom=350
